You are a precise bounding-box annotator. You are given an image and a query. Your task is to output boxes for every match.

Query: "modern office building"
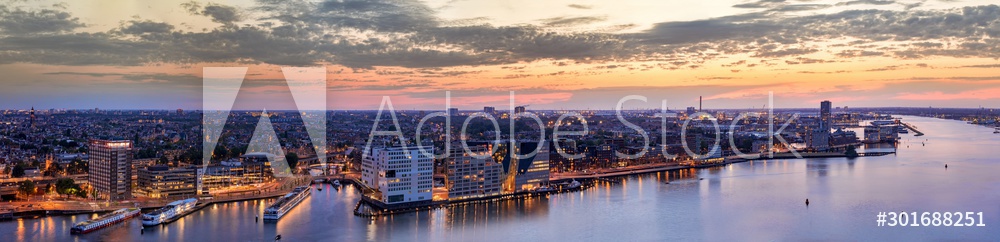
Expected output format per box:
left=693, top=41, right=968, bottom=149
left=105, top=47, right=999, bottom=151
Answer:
left=445, top=144, right=503, bottom=201
left=484, top=106, right=496, bottom=114
left=135, top=165, right=199, bottom=199
left=512, top=142, right=550, bottom=192
left=199, top=155, right=275, bottom=194
left=820, top=100, right=832, bottom=131
left=88, top=139, right=133, bottom=200
left=448, top=108, right=459, bottom=116
left=361, top=146, right=434, bottom=204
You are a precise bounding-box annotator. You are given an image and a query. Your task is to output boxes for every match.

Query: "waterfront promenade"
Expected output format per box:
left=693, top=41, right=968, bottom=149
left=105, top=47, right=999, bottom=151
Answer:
left=1, top=177, right=311, bottom=218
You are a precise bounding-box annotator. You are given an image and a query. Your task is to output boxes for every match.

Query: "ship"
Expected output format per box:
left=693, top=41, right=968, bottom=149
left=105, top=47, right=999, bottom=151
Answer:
left=70, top=208, right=141, bottom=234
left=263, top=186, right=311, bottom=221
left=142, top=198, right=198, bottom=226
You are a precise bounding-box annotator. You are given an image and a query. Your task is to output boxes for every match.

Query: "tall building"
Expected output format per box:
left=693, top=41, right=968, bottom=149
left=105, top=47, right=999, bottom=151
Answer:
left=483, top=106, right=496, bottom=114
left=448, top=108, right=459, bottom=116
left=135, top=165, right=199, bottom=199
left=88, top=139, right=134, bottom=200
left=29, top=107, right=35, bottom=129
left=361, top=146, right=434, bottom=204
left=445, top=144, right=503, bottom=201
left=514, top=106, right=526, bottom=114
left=820, top=100, right=832, bottom=131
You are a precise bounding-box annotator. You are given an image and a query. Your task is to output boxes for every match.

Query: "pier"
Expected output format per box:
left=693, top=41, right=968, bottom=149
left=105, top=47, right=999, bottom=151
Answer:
left=901, top=122, right=925, bottom=136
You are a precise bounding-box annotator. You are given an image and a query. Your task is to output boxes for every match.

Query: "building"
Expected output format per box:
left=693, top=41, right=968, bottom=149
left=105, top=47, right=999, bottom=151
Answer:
left=864, top=125, right=899, bottom=143
left=820, top=100, right=832, bottom=131
left=445, top=144, right=503, bottom=201
left=88, top=139, right=133, bottom=200
left=514, top=106, right=526, bottom=114
left=199, top=154, right=275, bottom=194
left=135, top=165, right=199, bottom=199
left=806, top=129, right=831, bottom=151
left=361, top=146, right=434, bottom=204
left=512, top=142, right=549, bottom=192
left=483, top=106, right=496, bottom=114
left=448, top=108, right=459, bottom=116
left=29, top=107, right=35, bottom=129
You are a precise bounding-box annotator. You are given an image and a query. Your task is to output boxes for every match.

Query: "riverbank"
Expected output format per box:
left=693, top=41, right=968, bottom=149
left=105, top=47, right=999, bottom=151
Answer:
left=1, top=177, right=311, bottom=220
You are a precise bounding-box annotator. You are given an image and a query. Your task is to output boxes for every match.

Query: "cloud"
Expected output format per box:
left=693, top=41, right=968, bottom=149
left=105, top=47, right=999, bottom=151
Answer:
left=539, top=16, right=607, bottom=27
left=183, top=2, right=241, bottom=24
left=0, top=6, right=84, bottom=35
left=567, top=4, right=593, bottom=10
left=1, top=0, right=999, bottom=70
left=894, top=88, right=1000, bottom=100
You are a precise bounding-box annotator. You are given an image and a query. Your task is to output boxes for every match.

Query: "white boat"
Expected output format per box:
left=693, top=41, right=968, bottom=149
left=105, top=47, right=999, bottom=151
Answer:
left=142, top=198, right=198, bottom=226
left=71, top=208, right=140, bottom=234
left=331, top=180, right=341, bottom=186
left=263, top=186, right=311, bottom=221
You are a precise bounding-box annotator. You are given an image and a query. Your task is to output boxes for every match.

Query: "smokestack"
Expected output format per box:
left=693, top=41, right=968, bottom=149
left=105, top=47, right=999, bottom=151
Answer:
left=699, top=96, right=702, bottom=112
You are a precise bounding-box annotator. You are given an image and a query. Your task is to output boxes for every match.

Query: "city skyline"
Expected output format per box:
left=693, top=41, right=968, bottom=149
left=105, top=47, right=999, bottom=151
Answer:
left=1, top=0, right=1000, bottom=110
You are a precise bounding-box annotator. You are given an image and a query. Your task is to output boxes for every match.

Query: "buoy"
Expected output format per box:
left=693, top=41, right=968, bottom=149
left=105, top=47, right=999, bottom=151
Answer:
left=140, top=228, right=144, bottom=235
left=256, top=215, right=259, bottom=223
left=805, top=199, right=810, bottom=206
left=945, top=164, right=948, bottom=169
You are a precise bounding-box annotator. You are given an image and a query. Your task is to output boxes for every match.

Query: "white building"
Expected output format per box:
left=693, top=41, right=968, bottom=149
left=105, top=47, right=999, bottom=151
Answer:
left=362, top=146, right=434, bottom=204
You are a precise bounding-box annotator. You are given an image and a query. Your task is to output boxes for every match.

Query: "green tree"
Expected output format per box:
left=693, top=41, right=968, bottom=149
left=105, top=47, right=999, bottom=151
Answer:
left=845, top=144, right=859, bottom=158
left=213, top=145, right=229, bottom=160
left=11, top=164, right=25, bottom=178
left=18, top=180, right=36, bottom=196
left=286, top=152, right=300, bottom=170
left=55, top=178, right=76, bottom=197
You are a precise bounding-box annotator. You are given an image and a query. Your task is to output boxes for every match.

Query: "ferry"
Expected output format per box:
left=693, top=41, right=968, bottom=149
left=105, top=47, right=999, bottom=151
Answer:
left=263, top=186, right=311, bottom=221
left=142, top=198, right=198, bottom=226
left=70, top=208, right=140, bottom=234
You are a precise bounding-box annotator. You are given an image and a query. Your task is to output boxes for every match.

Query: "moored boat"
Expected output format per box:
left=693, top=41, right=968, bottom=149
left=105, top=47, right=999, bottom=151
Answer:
left=142, top=198, right=198, bottom=226
left=263, top=186, right=311, bottom=221
left=70, top=208, right=141, bottom=234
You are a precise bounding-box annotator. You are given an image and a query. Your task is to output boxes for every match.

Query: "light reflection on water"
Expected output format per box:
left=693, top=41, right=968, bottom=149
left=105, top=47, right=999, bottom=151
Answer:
left=1, top=116, right=998, bottom=241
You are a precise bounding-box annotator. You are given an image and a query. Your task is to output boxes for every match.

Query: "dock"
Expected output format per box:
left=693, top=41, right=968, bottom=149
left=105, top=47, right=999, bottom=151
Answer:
left=901, top=122, right=925, bottom=136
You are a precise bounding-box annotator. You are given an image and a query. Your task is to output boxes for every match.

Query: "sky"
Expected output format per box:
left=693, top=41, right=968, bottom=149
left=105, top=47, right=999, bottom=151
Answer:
left=1, top=0, right=999, bottom=110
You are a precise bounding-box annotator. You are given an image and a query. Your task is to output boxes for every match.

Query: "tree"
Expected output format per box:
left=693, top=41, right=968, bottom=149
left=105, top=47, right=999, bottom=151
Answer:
left=11, top=164, right=25, bottom=178
left=18, top=180, right=36, bottom=196
left=845, top=144, right=859, bottom=158
left=66, top=159, right=88, bottom=175
left=286, top=152, right=300, bottom=170
left=158, top=156, right=169, bottom=165
left=213, top=145, right=229, bottom=160
left=44, top=162, right=62, bottom=177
